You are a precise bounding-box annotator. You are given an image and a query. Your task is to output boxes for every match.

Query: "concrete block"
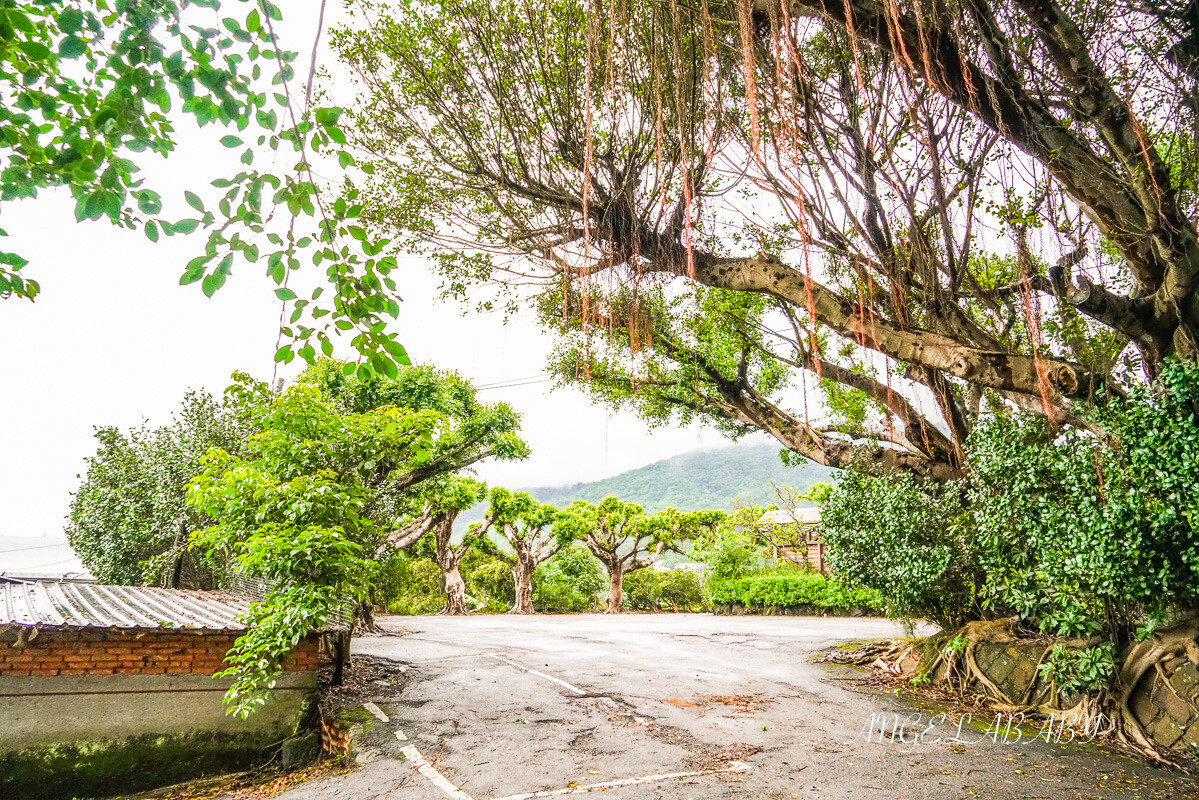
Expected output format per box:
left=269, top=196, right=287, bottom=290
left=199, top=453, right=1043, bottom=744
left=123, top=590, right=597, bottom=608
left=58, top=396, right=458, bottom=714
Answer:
left=1151, top=679, right=1197, bottom=726
left=982, top=650, right=1016, bottom=687
left=1006, top=655, right=1037, bottom=697
left=1147, top=713, right=1186, bottom=749
left=1177, top=720, right=1199, bottom=753
left=974, top=643, right=1001, bottom=674
left=1171, top=661, right=1199, bottom=699
left=281, top=733, right=322, bottom=768
left=1130, top=684, right=1160, bottom=727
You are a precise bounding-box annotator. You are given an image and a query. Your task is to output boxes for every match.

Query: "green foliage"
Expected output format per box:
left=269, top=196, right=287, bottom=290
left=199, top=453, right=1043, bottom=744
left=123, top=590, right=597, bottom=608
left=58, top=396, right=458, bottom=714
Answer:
left=821, top=468, right=980, bottom=630
left=942, top=635, right=967, bottom=658
left=460, top=546, right=515, bottom=611
left=0, top=1, right=407, bottom=371
left=378, top=551, right=443, bottom=615
left=299, top=359, right=530, bottom=468
left=532, top=544, right=606, bottom=612
left=690, top=529, right=760, bottom=585
left=543, top=287, right=791, bottom=441
left=818, top=360, right=1199, bottom=650
left=1036, top=643, right=1117, bottom=697
left=66, top=389, right=251, bottom=586
left=622, top=568, right=705, bottom=612
left=186, top=369, right=525, bottom=713
left=966, top=358, right=1199, bottom=638
left=706, top=572, right=884, bottom=612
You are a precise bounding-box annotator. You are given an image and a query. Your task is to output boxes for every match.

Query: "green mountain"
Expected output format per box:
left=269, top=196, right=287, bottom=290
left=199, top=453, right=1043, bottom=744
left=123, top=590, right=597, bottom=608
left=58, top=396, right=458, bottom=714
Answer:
left=462, top=442, right=837, bottom=524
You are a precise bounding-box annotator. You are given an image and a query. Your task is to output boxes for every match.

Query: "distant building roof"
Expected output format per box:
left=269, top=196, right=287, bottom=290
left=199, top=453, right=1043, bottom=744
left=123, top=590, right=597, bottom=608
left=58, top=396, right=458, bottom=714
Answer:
left=1, top=582, right=252, bottom=632
left=758, top=507, right=821, bottom=526
left=0, top=571, right=97, bottom=585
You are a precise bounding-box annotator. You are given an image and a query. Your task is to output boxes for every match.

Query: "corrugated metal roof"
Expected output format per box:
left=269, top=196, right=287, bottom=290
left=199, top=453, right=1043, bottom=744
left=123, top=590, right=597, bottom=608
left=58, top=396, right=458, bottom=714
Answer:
left=0, top=582, right=252, bottom=631
left=759, top=507, right=822, bottom=525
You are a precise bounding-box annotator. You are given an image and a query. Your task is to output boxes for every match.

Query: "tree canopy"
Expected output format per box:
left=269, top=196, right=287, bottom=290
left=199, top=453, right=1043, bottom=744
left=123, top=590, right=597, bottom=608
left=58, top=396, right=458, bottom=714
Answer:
left=557, top=497, right=725, bottom=612
left=331, top=0, right=1199, bottom=479
left=66, top=388, right=252, bottom=587
left=472, top=487, right=565, bottom=613
left=185, top=367, right=527, bottom=711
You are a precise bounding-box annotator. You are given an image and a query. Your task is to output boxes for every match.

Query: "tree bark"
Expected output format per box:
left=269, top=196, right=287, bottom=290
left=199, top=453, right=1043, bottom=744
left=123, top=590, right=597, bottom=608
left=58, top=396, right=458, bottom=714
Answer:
left=510, top=557, right=535, bottom=614
left=605, top=564, right=625, bottom=614
left=440, top=564, right=469, bottom=616
left=433, top=516, right=470, bottom=615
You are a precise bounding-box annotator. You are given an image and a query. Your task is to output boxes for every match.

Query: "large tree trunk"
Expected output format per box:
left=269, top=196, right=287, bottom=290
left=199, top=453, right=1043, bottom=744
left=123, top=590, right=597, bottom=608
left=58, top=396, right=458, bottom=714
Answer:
left=509, top=557, right=535, bottom=614
left=440, top=564, right=469, bottom=616
left=433, top=516, right=469, bottom=615
left=605, top=565, right=625, bottom=614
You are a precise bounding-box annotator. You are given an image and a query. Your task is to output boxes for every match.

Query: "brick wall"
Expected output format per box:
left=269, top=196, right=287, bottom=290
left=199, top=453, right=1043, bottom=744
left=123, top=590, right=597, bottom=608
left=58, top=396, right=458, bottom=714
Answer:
left=0, top=628, right=319, bottom=677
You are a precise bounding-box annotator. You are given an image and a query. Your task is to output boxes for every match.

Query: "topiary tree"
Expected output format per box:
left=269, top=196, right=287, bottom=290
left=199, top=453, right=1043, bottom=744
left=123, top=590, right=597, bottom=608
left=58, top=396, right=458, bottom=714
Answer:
left=471, top=488, right=563, bottom=614
left=67, top=388, right=252, bottom=587
left=559, top=497, right=725, bottom=613
left=413, top=477, right=490, bottom=616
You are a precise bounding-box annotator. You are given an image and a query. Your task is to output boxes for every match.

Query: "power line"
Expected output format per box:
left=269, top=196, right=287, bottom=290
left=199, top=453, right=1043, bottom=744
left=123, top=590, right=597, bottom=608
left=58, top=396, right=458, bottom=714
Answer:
left=0, top=542, right=72, bottom=554
left=475, top=377, right=555, bottom=392
left=11, top=557, right=79, bottom=570
left=474, top=372, right=551, bottom=390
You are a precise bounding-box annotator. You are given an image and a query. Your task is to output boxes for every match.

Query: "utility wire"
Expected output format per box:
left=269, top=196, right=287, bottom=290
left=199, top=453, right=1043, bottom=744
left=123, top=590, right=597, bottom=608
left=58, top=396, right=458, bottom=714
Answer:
left=474, top=372, right=551, bottom=389
left=475, top=378, right=555, bottom=392
left=0, top=542, right=72, bottom=554
left=8, top=557, right=79, bottom=570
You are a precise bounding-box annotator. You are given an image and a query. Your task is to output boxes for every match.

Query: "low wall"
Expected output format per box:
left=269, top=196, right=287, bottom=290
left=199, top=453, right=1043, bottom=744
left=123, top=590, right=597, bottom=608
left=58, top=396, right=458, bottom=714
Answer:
left=0, top=627, right=319, bottom=799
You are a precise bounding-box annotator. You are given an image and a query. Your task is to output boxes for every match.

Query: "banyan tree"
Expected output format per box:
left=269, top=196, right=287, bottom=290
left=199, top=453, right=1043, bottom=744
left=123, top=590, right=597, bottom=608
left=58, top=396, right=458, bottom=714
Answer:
left=329, top=0, right=1199, bottom=480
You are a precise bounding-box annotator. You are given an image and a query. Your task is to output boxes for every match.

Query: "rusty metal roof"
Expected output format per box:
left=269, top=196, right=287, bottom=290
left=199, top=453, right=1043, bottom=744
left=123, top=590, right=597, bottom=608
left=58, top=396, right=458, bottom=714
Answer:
left=0, top=582, right=252, bottom=631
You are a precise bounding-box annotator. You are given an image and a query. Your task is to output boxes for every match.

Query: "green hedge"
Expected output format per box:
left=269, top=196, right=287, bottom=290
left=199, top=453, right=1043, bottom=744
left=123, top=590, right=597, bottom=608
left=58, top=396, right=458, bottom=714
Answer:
left=708, top=572, right=884, bottom=612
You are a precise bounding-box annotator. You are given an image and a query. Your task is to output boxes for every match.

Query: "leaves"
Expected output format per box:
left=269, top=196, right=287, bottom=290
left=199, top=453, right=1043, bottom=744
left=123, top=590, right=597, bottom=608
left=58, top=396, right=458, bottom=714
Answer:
left=184, top=364, right=530, bottom=713
left=0, top=0, right=408, bottom=376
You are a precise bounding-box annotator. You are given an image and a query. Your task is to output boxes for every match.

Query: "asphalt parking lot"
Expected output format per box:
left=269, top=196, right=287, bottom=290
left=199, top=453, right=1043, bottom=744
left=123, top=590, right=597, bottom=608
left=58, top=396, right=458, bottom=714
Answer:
left=267, top=614, right=1199, bottom=800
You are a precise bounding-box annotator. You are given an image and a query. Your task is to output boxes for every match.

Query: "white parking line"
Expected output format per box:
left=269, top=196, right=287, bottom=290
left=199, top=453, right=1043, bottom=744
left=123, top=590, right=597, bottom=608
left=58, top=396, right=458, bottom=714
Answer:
left=402, top=744, right=475, bottom=800
left=488, top=653, right=587, bottom=696
left=410, top=652, right=505, bottom=664
left=362, top=702, right=389, bottom=722
left=490, top=761, right=752, bottom=799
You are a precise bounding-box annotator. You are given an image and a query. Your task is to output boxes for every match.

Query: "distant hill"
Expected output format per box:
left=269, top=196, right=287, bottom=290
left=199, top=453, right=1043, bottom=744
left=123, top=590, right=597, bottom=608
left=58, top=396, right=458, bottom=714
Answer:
left=461, top=442, right=837, bottom=525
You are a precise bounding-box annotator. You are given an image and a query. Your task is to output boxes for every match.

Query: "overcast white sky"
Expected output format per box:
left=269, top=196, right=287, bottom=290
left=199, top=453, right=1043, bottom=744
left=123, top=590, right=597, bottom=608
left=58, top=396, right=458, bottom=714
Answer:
left=0, top=1, right=754, bottom=539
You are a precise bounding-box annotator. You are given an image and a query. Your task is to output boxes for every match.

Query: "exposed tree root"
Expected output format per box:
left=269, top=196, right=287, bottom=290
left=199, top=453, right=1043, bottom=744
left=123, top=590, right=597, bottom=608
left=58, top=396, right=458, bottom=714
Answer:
left=1111, top=618, right=1199, bottom=765
left=825, top=619, right=1199, bottom=768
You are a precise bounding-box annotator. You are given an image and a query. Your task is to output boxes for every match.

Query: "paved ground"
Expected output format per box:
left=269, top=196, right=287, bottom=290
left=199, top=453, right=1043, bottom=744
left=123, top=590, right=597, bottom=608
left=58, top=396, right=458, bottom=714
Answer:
left=273, top=615, right=1198, bottom=800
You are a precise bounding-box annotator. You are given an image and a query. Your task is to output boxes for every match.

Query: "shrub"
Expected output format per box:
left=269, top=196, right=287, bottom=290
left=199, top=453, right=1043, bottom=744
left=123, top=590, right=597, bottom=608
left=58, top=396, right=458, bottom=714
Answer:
left=707, top=571, right=884, bottom=612
left=623, top=569, right=705, bottom=611
left=379, top=552, right=444, bottom=615
left=966, top=358, right=1199, bottom=639
left=690, top=529, right=760, bottom=585
left=462, top=549, right=515, bottom=611
left=821, top=468, right=981, bottom=630
left=1036, top=643, right=1117, bottom=697
left=532, top=544, right=606, bottom=612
